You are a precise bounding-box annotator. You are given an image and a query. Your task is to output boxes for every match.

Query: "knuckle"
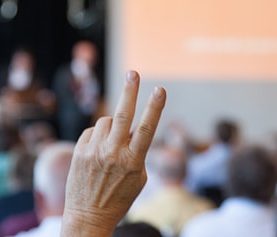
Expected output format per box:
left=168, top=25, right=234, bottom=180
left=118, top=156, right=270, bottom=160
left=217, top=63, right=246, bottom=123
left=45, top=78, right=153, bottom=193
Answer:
left=124, top=148, right=136, bottom=159
left=115, top=112, right=130, bottom=123
left=105, top=140, right=119, bottom=155
left=82, top=128, right=92, bottom=136
left=106, top=157, right=117, bottom=168
left=96, top=116, right=112, bottom=125
left=74, top=144, right=92, bottom=160
left=102, top=155, right=118, bottom=172
left=101, top=116, right=113, bottom=121
left=83, top=128, right=91, bottom=133
left=101, top=144, right=118, bottom=168
left=123, top=149, right=145, bottom=171
left=138, top=123, right=153, bottom=137
left=83, top=145, right=96, bottom=159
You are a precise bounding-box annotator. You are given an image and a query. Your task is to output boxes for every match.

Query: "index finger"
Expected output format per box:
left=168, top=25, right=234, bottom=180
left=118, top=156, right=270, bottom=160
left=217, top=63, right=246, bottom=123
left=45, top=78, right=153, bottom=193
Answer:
left=108, top=71, right=140, bottom=145
left=129, top=86, right=166, bottom=157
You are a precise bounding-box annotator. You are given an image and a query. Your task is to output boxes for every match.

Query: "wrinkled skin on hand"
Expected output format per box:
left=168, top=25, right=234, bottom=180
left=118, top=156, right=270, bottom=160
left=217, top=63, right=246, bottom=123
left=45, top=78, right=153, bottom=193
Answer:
left=61, top=71, right=166, bottom=237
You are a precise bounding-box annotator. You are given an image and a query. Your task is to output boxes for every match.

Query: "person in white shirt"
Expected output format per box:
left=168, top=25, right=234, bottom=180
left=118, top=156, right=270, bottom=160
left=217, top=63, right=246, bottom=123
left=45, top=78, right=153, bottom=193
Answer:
left=128, top=146, right=214, bottom=236
left=181, top=146, right=277, bottom=237
left=15, top=142, right=74, bottom=237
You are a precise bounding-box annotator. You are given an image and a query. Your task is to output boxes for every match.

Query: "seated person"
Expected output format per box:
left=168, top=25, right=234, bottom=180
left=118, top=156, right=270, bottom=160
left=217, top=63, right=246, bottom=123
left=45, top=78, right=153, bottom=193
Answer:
left=0, top=48, right=55, bottom=124
left=0, top=124, right=20, bottom=197
left=19, top=121, right=57, bottom=157
left=186, top=120, right=239, bottom=205
left=15, top=142, right=74, bottom=237
left=180, top=146, right=277, bottom=237
left=128, top=146, right=213, bottom=236
left=0, top=150, right=34, bottom=221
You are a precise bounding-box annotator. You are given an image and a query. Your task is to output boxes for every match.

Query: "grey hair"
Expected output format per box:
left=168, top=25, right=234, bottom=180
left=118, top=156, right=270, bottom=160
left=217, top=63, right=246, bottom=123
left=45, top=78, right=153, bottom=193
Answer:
left=34, top=142, right=75, bottom=207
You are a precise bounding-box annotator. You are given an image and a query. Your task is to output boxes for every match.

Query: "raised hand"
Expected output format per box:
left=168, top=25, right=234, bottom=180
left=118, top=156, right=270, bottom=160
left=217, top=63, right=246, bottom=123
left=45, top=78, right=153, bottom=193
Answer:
left=61, top=71, right=166, bottom=237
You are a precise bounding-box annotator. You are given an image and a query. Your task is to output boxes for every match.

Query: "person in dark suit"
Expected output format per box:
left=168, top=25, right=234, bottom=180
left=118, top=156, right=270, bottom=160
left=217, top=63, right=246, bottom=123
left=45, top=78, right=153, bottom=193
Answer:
left=53, top=41, right=100, bottom=141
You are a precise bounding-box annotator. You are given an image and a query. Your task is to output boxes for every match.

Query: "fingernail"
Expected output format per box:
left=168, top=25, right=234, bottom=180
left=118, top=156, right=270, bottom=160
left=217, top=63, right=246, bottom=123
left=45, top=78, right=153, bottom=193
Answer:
left=126, top=71, right=138, bottom=83
left=153, top=86, right=164, bottom=99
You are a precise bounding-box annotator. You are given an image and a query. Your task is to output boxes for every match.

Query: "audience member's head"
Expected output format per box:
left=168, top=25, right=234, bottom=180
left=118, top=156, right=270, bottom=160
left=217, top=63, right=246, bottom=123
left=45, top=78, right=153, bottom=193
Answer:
left=162, top=121, right=188, bottom=151
left=0, top=125, right=20, bottom=152
left=71, top=41, right=97, bottom=70
left=34, top=142, right=74, bottom=221
left=10, top=48, right=35, bottom=71
left=113, top=222, right=162, bottom=237
left=215, top=120, right=239, bottom=145
left=9, top=150, right=35, bottom=192
left=157, top=147, right=186, bottom=185
left=8, top=48, right=36, bottom=91
left=19, top=121, right=57, bottom=156
left=226, top=146, right=277, bottom=204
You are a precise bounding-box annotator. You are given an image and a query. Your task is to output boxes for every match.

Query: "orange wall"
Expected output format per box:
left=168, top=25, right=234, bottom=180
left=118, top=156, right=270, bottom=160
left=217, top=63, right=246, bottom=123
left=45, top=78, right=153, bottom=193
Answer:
left=123, top=0, right=277, bottom=79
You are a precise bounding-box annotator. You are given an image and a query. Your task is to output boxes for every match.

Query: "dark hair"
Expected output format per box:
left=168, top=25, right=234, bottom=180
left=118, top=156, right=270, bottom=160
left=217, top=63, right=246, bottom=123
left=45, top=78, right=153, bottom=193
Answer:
left=226, top=146, right=277, bottom=203
left=0, top=125, right=20, bottom=151
left=113, top=222, right=162, bottom=237
left=12, top=46, right=35, bottom=59
left=10, top=149, right=35, bottom=190
left=216, top=120, right=238, bottom=144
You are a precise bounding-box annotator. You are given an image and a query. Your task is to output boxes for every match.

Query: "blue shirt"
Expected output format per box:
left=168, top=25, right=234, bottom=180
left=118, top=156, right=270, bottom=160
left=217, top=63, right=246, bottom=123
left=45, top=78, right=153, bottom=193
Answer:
left=0, top=152, right=12, bottom=197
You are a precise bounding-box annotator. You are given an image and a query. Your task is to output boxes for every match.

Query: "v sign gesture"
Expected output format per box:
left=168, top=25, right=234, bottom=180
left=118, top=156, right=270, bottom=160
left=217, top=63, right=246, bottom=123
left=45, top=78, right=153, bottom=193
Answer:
left=61, top=71, right=166, bottom=237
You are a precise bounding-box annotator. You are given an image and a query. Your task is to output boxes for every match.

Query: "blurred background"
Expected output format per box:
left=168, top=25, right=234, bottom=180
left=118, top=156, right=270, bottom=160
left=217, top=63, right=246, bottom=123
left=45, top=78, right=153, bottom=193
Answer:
left=0, top=0, right=277, bottom=237
left=0, top=0, right=105, bottom=88
left=108, top=0, right=277, bottom=144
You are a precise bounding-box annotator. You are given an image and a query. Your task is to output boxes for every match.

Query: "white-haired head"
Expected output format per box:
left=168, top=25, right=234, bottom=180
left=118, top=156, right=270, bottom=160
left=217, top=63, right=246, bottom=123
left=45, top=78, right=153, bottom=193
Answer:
left=157, top=147, right=186, bottom=184
left=34, top=142, right=75, bottom=217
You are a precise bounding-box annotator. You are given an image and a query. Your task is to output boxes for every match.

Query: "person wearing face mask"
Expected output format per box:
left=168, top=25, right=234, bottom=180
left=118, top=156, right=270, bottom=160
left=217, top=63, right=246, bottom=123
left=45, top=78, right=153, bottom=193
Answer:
left=0, top=49, right=33, bottom=91
left=0, top=48, right=55, bottom=124
left=53, top=40, right=100, bottom=141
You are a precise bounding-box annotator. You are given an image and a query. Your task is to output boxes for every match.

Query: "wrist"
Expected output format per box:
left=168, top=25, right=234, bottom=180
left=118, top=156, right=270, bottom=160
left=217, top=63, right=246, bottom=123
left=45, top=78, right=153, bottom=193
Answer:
left=61, top=209, right=116, bottom=237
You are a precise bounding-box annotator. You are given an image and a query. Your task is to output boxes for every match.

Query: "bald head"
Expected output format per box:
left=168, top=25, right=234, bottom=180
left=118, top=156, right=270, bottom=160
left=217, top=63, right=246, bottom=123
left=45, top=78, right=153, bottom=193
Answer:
left=34, top=142, right=75, bottom=217
left=11, top=49, right=35, bottom=71
left=157, top=147, right=186, bottom=184
left=72, top=41, right=97, bottom=66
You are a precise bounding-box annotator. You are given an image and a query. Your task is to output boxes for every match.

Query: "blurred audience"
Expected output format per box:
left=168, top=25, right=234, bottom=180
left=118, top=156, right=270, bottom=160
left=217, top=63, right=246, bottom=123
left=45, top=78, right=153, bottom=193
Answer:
left=14, top=142, right=74, bottom=237
left=186, top=120, right=239, bottom=205
left=0, top=48, right=55, bottom=125
left=0, top=150, right=36, bottom=236
left=53, top=40, right=100, bottom=141
left=130, top=122, right=189, bottom=213
left=113, top=222, right=162, bottom=237
left=19, top=122, right=57, bottom=157
left=0, top=124, right=20, bottom=197
left=161, top=121, right=188, bottom=152
left=128, top=146, right=214, bottom=237
left=181, top=146, right=277, bottom=237
left=0, top=44, right=276, bottom=237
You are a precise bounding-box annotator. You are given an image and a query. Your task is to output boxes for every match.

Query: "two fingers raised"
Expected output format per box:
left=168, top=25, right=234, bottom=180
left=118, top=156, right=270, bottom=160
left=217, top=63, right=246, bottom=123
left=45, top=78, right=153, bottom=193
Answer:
left=76, top=71, right=166, bottom=163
